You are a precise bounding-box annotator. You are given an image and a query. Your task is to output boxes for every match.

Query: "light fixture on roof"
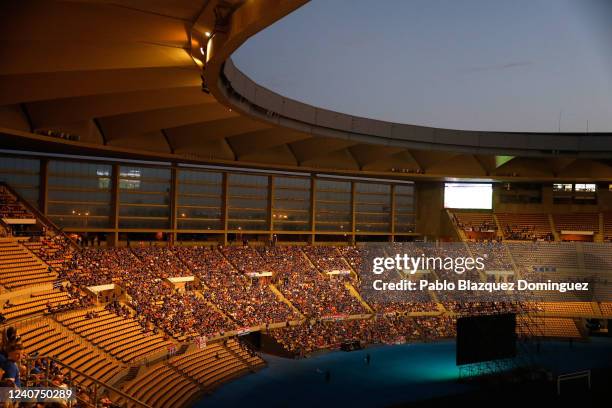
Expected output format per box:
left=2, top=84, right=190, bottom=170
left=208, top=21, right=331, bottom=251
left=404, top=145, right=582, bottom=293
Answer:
left=205, top=31, right=212, bottom=37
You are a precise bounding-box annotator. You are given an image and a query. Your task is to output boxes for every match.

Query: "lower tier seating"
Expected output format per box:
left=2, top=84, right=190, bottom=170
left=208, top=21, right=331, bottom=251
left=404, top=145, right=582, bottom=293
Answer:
left=539, top=302, right=598, bottom=317
left=169, top=340, right=263, bottom=389
left=122, top=365, right=200, bottom=408
left=517, top=317, right=581, bottom=338
left=19, top=319, right=122, bottom=386
left=57, top=307, right=173, bottom=363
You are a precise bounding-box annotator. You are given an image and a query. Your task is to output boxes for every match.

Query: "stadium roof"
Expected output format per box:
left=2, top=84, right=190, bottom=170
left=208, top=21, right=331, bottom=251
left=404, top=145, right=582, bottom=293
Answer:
left=1, top=0, right=612, bottom=181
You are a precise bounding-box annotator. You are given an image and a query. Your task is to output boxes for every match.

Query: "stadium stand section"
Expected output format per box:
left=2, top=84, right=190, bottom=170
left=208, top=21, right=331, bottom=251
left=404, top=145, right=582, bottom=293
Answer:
left=0, top=239, right=56, bottom=289
left=497, top=213, right=554, bottom=241
left=553, top=213, right=599, bottom=233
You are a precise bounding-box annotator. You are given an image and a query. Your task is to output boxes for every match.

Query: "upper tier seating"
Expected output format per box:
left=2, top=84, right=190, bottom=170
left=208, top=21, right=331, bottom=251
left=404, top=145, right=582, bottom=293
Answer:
left=453, top=212, right=496, bottom=232
left=0, top=185, right=34, bottom=219
left=603, top=213, right=612, bottom=241
left=0, top=239, right=56, bottom=289
left=553, top=213, right=599, bottom=233
left=497, top=213, right=552, bottom=240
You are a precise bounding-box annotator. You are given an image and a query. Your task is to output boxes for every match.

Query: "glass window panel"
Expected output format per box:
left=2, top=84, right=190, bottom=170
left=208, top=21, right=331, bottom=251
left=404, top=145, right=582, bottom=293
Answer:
left=0, top=156, right=40, bottom=207
left=119, top=218, right=169, bottom=229
left=47, top=160, right=112, bottom=227
left=119, top=206, right=169, bottom=218
left=120, top=192, right=170, bottom=205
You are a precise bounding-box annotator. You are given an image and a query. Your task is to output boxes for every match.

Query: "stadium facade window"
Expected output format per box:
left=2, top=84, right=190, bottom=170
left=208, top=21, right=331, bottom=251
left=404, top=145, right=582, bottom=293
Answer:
left=177, top=169, right=223, bottom=230
left=1, top=154, right=417, bottom=237
left=228, top=173, right=269, bottom=231
left=553, top=183, right=573, bottom=192
left=119, top=165, right=170, bottom=229
left=48, top=161, right=112, bottom=228
left=355, top=182, right=391, bottom=232
left=315, top=179, right=351, bottom=232
left=273, top=176, right=311, bottom=231
left=394, top=184, right=415, bottom=233
left=499, top=183, right=543, bottom=204
left=574, top=183, right=596, bottom=192
left=0, top=156, right=40, bottom=208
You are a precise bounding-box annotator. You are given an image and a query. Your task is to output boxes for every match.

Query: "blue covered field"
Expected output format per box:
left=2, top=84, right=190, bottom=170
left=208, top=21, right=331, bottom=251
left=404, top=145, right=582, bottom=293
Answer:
left=194, top=338, right=612, bottom=408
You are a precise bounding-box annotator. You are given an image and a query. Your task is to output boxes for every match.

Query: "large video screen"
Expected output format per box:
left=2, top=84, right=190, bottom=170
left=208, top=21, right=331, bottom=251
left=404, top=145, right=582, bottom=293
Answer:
left=444, top=183, right=492, bottom=209
left=456, top=314, right=517, bottom=365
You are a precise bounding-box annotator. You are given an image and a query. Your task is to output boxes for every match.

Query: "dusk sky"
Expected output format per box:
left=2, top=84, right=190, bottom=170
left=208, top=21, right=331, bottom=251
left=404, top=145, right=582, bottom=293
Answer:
left=233, top=0, right=612, bottom=133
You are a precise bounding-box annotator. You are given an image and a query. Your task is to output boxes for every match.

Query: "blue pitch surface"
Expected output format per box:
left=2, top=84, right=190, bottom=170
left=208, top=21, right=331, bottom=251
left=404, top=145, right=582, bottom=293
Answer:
left=193, top=338, right=612, bottom=408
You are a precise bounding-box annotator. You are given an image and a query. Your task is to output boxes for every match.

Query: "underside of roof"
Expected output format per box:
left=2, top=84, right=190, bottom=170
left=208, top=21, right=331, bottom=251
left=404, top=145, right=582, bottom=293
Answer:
left=1, top=0, right=611, bottom=181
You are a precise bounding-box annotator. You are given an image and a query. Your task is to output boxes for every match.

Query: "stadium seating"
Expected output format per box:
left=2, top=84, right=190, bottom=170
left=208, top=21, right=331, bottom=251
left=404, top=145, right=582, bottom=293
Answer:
left=0, top=239, right=56, bottom=289
left=553, top=213, right=599, bottom=233
left=603, top=213, right=612, bottom=241
left=123, top=364, right=199, bottom=408
left=599, top=302, right=612, bottom=316
left=1, top=289, right=78, bottom=321
left=583, top=243, right=612, bottom=270
left=23, top=234, right=75, bottom=274
left=539, top=302, right=598, bottom=317
left=0, top=185, right=34, bottom=219
left=57, top=307, right=173, bottom=363
left=453, top=211, right=496, bottom=232
left=507, top=242, right=578, bottom=269
left=174, top=246, right=297, bottom=327
left=20, top=318, right=122, bottom=385
left=517, top=317, right=581, bottom=338
left=169, top=339, right=264, bottom=386
left=496, top=213, right=553, bottom=240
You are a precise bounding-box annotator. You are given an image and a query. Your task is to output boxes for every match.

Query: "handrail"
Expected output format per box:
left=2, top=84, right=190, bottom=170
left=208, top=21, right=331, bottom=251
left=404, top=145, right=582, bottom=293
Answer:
left=0, top=181, right=80, bottom=250
left=24, top=355, right=152, bottom=408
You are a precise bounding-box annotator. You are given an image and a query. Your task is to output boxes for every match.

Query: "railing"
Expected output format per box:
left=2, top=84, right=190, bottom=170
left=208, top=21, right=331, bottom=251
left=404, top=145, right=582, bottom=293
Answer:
left=0, top=182, right=80, bottom=250
left=23, top=356, right=152, bottom=408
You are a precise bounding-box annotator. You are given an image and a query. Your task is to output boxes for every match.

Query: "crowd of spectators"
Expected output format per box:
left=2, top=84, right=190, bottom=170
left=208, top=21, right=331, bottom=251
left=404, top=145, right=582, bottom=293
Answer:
left=270, top=315, right=456, bottom=355
left=256, top=246, right=367, bottom=317
left=503, top=225, right=554, bottom=241
left=27, top=233, right=76, bottom=274
left=174, top=246, right=298, bottom=327
left=0, top=186, right=33, bottom=219
left=0, top=325, right=119, bottom=407
left=66, top=248, right=235, bottom=340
